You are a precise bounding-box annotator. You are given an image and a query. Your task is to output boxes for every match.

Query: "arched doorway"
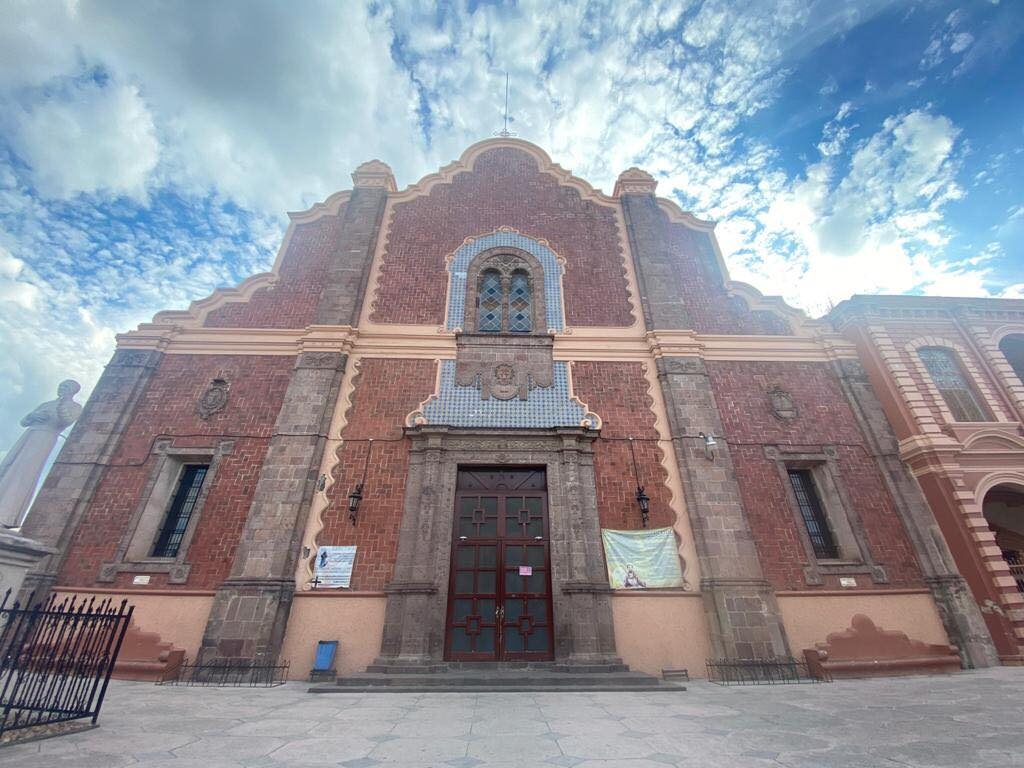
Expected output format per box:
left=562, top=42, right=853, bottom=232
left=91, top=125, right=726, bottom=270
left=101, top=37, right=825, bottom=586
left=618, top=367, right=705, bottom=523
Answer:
left=983, top=483, right=1024, bottom=593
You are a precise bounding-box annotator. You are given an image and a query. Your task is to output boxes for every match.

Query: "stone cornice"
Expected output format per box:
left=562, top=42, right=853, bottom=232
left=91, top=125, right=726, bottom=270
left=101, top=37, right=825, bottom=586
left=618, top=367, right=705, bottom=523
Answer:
left=829, top=294, right=1024, bottom=329
left=116, top=323, right=861, bottom=362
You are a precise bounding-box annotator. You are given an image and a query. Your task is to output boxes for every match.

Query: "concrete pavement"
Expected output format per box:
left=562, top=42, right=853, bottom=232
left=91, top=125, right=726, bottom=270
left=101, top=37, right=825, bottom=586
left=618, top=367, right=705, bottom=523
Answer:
left=3, top=667, right=1023, bottom=767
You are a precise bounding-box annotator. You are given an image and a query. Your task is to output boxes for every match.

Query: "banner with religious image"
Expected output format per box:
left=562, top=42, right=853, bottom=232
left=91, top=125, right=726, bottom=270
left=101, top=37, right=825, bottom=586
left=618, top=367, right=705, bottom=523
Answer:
left=313, top=545, right=357, bottom=588
left=601, top=528, right=685, bottom=589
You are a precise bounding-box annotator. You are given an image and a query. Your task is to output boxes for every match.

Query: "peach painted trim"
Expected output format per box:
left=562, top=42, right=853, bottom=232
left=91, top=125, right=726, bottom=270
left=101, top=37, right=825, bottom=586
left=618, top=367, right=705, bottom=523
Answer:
left=966, top=472, right=1024, bottom=637
left=637, top=361, right=699, bottom=586
left=654, top=201, right=829, bottom=340
left=977, top=324, right=1024, bottom=419
left=904, top=335, right=1009, bottom=424
left=776, top=589, right=930, bottom=597
left=147, top=193, right=349, bottom=328
left=295, top=354, right=366, bottom=590
left=394, top=138, right=618, bottom=205
left=55, top=586, right=216, bottom=597
left=293, top=590, right=387, bottom=598
left=869, top=325, right=945, bottom=436
left=117, top=324, right=860, bottom=363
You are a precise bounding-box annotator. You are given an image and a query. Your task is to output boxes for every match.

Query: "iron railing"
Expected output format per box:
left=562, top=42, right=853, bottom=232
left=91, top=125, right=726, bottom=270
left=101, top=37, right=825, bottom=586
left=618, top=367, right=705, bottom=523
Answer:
left=705, top=657, right=827, bottom=685
left=158, top=656, right=289, bottom=687
left=1, top=590, right=133, bottom=736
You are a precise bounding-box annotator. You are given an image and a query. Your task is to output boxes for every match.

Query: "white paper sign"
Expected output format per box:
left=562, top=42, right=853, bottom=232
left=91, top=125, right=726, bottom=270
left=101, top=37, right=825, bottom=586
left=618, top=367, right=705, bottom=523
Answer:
left=314, top=546, right=357, bottom=588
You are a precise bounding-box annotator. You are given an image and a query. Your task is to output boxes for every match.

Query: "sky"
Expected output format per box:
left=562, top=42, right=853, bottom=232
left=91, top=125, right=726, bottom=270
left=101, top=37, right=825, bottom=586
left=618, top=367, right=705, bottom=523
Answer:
left=0, top=0, right=1022, bottom=456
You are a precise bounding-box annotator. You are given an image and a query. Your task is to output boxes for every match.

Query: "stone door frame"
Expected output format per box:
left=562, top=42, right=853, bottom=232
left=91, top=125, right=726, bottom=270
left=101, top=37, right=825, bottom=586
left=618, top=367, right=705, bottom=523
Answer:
left=375, top=425, right=621, bottom=668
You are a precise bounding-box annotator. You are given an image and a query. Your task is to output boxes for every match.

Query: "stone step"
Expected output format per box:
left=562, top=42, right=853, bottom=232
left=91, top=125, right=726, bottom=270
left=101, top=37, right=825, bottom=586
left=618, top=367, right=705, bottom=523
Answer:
left=310, top=667, right=685, bottom=693
left=311, top=682, right=686, bottom=693
left=333, top=672, right=655, bottom=687
left=364, top=661, right=630, bottom=674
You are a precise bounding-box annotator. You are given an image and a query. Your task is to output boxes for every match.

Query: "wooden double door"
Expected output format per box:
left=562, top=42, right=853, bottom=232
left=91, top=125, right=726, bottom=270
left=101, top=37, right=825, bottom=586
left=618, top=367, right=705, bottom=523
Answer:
left=444, top=467, right=554, bottom=661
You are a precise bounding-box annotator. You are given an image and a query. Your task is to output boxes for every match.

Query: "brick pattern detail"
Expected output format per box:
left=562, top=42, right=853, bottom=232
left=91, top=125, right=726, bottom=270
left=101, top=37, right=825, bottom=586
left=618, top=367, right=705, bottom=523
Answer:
left=204, top=212, right=344, bottom=328
left=570, top=362, right=673, bottom=530
left=370, top=147, right=633, bottom=327
left=621, top=193, right=790, bottom=335
left=319, top=358, right=439, bottom=590
left=707, top=360, right=925, bottom=590
left=56, top=355, right=293, bottom=589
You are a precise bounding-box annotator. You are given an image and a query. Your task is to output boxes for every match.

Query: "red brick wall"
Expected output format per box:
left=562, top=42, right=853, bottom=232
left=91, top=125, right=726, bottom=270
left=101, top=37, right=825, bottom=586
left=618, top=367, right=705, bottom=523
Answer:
left=571, top=362, right=674, bottom=530
left=662, top=219, right=791, bottom=335
left=371, top=147, right=634, bottom=327
left=204, top=210, right=345, bottom=328
left=707, top=360, right=925, bottom=590
left=58, top=355, right=293, bottom=589
left=318, top=358, right=438, bottom=590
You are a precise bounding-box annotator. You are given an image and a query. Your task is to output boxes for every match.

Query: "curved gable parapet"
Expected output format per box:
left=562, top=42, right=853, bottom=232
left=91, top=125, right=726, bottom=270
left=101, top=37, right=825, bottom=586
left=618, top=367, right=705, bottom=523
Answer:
left=370, top=140, right=636, bottom=329
left=394, top=137, right=618, bottom=208
left=151, top=271, right=279, bottom=326
left=287, top=190, right=352, bottom=224
left=725, top=280, right=831, bottom=339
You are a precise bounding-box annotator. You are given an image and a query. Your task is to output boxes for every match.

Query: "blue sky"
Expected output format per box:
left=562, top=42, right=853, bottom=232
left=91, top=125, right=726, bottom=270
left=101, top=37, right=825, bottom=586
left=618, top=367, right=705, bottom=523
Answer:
left=0, top=0, right=1021, bottom=454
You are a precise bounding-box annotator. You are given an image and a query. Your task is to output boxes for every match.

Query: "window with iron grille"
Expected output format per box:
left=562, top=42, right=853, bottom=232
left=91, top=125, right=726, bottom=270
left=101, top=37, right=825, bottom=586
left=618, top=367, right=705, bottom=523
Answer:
left=151, top=464, right=209, bottom=558
left=918, top=346, right=989, bottom=422
left=787, top=469, right=839, bottom=559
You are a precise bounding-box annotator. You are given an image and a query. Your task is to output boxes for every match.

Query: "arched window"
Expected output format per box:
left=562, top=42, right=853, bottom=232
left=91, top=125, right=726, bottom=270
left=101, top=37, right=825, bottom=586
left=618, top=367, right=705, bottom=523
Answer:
left=477, top=270, right=503, bottom=333
left=508, top=271, right=532, bottom=333
left=999, top=333, right=1024, bottom=385
left=468, top=252, right=543, bottom=334
left=919, top=346, right=990, bottom=422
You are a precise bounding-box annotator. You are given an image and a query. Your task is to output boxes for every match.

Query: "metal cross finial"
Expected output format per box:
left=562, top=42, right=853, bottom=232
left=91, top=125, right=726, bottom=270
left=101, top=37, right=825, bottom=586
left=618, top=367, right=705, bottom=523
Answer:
left=495, top=72, right=516, bottom=138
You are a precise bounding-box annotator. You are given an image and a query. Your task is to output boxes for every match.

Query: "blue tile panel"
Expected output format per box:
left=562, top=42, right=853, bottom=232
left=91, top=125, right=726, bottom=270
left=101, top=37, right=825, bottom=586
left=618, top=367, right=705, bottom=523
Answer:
left=421, top=361, right=592, bottom=428
left=446, top=231, right=564, bottom=332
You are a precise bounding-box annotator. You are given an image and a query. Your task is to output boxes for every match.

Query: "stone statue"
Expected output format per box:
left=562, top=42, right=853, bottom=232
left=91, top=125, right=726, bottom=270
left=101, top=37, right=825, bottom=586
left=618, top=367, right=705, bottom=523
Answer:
left=0, top=380, right=82, bottom=528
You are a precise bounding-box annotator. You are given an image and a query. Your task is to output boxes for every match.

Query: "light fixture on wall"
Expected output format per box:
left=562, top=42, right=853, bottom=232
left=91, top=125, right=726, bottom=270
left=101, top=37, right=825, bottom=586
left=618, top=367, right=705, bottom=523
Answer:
left=697, top=432, right=717, bottom=461
left=628, top=437, right=650, bottom=528
left=348, top=439, right=373, bottom=525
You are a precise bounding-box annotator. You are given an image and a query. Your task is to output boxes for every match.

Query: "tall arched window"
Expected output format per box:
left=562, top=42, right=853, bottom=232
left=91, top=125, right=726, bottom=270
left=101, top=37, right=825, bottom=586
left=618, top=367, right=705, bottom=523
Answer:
left=478, top=270, right=503, bottom=332
left=469, top=253, right=542, bottom=334
left=919, top=346, right=990, bottom=422
left=508, top=271, right=532, bottom=333
left=999, top=333, right=1024, bottom=385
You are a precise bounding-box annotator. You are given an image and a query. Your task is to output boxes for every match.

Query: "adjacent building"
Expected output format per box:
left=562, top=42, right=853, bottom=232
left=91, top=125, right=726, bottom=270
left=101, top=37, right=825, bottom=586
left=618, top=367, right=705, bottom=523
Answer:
left=830, top=295, right=1024, bottom=663
left=18, top=139, right=999, bottom=678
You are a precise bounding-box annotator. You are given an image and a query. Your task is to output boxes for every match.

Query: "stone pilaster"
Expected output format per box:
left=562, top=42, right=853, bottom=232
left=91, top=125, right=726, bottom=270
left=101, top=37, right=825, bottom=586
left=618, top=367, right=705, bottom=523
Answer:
left=18, top=349, right=163, bottom=603
left=198, top=351, right=347, bottom=661
left=315, top=171, right=392, bottom=327
left=831, top=357, right=999, bottom=668
left=655, top=357, right=790, bottom=660
left=619, top=191, right=694, bottom=330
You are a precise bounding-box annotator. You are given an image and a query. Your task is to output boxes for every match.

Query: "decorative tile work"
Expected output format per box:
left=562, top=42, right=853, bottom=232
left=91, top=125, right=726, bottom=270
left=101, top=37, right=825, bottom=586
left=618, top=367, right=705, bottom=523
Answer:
left=446, top=231, right=564, bottom=332
left=416, top=361, right=596, bottom=428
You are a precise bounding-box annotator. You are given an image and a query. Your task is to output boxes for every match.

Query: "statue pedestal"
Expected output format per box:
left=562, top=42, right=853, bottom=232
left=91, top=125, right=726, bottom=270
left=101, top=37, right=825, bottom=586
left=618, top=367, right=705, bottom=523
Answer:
left=0, top=530, right=53, bottom=603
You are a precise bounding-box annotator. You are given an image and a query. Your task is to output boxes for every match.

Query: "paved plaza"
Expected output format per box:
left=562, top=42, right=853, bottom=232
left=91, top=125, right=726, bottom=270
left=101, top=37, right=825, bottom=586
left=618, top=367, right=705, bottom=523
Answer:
left=3, top=668, right=1023, bottom=767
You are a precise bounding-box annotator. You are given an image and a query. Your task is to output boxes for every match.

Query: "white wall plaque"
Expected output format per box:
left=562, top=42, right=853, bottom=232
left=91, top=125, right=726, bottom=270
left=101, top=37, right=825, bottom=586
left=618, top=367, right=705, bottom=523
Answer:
left=314, top=545, right=357, bottom=589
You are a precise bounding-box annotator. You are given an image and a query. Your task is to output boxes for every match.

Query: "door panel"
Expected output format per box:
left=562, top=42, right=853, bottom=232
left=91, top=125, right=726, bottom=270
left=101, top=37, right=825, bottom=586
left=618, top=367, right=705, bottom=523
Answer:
left=445, top=468, right=553, bottom=661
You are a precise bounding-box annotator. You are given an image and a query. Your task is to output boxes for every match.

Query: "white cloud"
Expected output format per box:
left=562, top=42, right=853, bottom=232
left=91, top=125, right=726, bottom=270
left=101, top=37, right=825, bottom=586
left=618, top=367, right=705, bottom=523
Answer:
left=726, top=109, right=974, bottom=311
left=0, top=0, right=1015, bottom=451
left=10, top=81, right=159, bottom=200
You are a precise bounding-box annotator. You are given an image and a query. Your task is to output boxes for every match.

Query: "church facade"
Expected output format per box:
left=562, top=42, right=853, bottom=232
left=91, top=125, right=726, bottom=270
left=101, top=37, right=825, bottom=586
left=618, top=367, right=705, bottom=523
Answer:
left=19, top=139, right=999, bottom=677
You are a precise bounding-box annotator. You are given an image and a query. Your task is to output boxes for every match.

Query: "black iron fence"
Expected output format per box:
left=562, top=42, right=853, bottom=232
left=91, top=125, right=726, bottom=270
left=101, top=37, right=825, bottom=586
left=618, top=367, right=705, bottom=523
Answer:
left=158, top=656, right=289, bottom=687
left=705, top=657, right=828, bottom=685
left=1, top=590, right=133, bottom=737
